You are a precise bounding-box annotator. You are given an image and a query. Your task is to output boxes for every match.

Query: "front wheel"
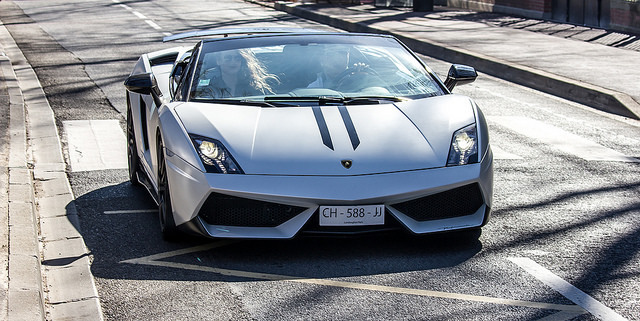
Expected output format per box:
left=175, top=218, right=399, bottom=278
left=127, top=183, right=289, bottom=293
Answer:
left=126, top=104, right=140, bottom=186
left=157, top=136, right=180, bottom=241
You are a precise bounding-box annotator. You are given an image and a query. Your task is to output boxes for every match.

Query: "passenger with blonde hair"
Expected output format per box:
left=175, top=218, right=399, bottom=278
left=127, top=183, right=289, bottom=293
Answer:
left=197, top=49, right=277, bottom=98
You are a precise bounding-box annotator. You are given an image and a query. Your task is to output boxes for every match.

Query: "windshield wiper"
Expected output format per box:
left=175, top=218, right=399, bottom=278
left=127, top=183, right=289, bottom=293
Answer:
left=194, top=98, right=288, bottom=108
left=264, top=96, right=344, bottom=105
left=342, top=96, right=406, bottom=105
left=264, top=96, right=405, bottom=105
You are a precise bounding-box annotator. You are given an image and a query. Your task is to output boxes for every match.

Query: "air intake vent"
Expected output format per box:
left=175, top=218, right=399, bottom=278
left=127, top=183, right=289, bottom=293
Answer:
left=198, top=193, right=306, bottom=227
left=150, top=54, right=178, bottom=66
left=390, top=184, right=484, bottom=221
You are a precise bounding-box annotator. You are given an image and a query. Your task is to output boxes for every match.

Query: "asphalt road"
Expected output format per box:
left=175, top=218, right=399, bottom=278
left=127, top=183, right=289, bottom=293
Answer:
left=1, top=0, right=639, bottom=320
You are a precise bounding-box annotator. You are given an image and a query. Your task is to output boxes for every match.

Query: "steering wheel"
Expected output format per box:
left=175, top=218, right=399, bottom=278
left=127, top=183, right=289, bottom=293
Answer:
left=335, top=63, right=381, bottom=92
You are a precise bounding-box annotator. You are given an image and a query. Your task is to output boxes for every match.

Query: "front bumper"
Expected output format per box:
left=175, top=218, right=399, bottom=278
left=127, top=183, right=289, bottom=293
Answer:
left=164, top=148, right=494, bottom=239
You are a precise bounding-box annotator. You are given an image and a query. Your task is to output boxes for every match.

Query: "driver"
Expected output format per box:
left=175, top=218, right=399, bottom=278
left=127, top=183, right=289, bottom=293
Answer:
left=307, top=45, right=350, bottom=89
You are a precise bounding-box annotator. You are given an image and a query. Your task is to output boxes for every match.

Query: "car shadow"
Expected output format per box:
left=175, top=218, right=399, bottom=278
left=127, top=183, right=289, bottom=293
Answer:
left=72, top=181, right=482, bottom=282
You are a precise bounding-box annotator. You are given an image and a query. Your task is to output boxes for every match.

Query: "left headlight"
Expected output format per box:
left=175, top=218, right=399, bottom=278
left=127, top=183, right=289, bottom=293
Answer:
left=447, top=124, right=478, bottom=166
left=190, top=135, right=243, bottom=174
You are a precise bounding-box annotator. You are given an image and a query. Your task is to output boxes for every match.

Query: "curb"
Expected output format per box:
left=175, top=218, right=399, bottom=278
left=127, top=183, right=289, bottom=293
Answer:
left=0, top=18, right=104, bottom=321
left=251, top=1, right=640, bottom=120
left=1, top=32, right=45, bottom=321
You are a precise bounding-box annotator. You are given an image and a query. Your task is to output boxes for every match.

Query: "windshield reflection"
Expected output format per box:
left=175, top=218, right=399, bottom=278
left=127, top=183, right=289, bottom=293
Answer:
left=190, top=35, right=445, bottom=102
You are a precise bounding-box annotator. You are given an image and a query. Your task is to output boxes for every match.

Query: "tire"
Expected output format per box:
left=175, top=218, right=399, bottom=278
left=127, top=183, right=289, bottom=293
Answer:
left=157, top=136, right=180, bottom=241
left=126, top=105, right=141, bottom=186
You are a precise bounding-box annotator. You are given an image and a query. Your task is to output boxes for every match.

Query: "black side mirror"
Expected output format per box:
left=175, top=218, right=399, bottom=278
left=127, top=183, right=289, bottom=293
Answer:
left=444, top=64, right=477, bottom=92
left=124, top=73, right=163, bottom=106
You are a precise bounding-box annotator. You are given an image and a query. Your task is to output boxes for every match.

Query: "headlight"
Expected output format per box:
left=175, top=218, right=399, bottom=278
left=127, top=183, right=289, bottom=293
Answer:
left=447, top=124, right=478, bottom=166
left=190, top=135, right=243, bottom=174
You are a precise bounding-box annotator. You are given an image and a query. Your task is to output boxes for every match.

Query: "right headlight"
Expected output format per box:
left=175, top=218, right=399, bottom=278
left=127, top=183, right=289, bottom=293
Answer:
left=447, top=124, right=478, bottom=166
left=190, top=135, right=243, bottom=174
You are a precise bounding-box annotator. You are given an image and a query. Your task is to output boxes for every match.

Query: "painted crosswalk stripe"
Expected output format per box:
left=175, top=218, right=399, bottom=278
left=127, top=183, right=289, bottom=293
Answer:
left=63, top=120, right=127, bottom=172
left=490, top=116, right=639, bottom=162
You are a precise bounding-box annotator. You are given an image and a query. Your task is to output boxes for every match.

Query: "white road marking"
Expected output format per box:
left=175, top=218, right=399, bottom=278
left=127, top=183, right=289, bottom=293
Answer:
left=118, top=4, right=132, bottom=11
left=122, top=242, right=238, bottom=263
left=145, top=20, right=162, bottom=30
left=132, top=11, right=147, bottom=20
left=492, top=145, right=524, bottom=160
left=491, top=116, right=639, bottom=162
left=510, top=257, right=628, bottom=321
left=63, top=120, right=127, bottom=172
left=103, top=209, right=156, bottom=215
left=121, top=244, right=585, bottom=314
left=113, top=0, right=165, bottom=33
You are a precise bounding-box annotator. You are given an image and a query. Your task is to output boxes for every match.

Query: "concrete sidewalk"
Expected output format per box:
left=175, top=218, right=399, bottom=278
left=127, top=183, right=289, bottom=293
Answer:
left=253, top=1, right=640, bottom=120
left=0, top=15, right=103, bottom=321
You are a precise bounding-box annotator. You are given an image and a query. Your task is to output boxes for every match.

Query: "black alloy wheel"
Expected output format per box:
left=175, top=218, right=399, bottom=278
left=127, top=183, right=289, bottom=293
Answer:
left=157, top=136, right=179, bottom=241
left=126, top=104, right=140, bottom=186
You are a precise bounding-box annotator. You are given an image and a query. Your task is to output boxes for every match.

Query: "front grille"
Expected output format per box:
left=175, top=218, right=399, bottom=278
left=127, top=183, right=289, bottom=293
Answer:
left=391, top=184, right=484, bottom=222
left=198, top=193, right=306, bottom=227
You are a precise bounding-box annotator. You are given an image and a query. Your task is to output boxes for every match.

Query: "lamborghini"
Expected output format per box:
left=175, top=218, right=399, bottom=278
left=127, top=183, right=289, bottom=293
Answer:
left=123, top=28, right=493, bottom=240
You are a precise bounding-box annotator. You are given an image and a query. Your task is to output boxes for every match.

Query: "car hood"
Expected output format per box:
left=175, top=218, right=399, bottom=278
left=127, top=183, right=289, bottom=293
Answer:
left=175, top=95, right=476, bottom=176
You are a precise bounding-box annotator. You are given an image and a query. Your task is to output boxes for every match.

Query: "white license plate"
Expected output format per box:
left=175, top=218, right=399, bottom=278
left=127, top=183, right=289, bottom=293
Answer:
left=319, top=205, right=385, bottom=226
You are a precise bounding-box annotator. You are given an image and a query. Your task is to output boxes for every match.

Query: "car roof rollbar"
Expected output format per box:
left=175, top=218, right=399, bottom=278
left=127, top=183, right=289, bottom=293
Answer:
left=163, top=27, right=325, bottom=42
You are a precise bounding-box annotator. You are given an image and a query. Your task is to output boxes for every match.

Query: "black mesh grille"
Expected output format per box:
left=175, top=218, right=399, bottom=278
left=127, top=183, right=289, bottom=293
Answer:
left=391, top=184, right=484, bottom=221
left=198, top=193, right=306, bottom=227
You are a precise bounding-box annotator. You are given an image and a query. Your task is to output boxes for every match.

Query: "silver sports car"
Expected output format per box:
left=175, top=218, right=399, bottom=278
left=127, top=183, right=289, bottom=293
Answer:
left=124, top=28, right=493, bottom=240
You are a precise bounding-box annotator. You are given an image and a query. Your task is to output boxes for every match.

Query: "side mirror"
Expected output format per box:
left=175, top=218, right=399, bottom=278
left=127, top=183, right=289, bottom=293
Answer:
left=124, top=73, right=163, bottom=106
left=444, top=64, right=477, bottom=92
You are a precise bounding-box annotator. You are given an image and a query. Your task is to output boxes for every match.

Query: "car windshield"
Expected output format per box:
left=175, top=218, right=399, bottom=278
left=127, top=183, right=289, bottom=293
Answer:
left=189, top=34, right=445, bottom=103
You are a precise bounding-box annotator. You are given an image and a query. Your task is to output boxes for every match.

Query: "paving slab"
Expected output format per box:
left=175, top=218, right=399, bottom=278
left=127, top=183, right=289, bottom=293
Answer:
left=42, top=237, right=91, bottom=270
left=39, top=214, right=83, bottom=242
left=7, top=289, right=44, bottom=321
left=48, top=298, right=103, bottom=321
left=36, top=193, right=75, bottom=219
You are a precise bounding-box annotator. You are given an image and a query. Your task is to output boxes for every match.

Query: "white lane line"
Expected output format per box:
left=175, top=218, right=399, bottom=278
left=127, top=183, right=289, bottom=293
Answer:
left=132, top=11, right=147, bottom=20
left=122, top=242, right=239, bottom=263
left=118, top=4, right=132, bottom=11
left=121, top=244, right=585, bottom=313
left=63, top=120, right=127, bottom=172
left=510, top=257, right=628, bottom=321
left=104, top=209, right=156, bottom=215
left=492, top=145, right=524, bottom=160
left=490, top=116, right=639, bottom=162
left=113, top=0, right=165, bottom=32
left=145, top=20, right=162, bottom=30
